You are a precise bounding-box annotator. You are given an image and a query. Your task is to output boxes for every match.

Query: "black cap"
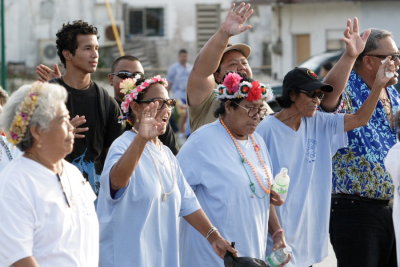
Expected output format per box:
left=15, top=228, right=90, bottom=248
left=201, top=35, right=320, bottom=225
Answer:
left=282, top=67, right=333, bottom=95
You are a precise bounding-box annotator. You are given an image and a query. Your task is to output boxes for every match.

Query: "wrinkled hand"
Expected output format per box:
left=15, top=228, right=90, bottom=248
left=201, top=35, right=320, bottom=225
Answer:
left=272, top=232, right=291, bottom=266
left=221, top=2, right=254, bottom=37
left=36, top=64, right=62, bottom=82
left=138, top=102, right=169, bottom=140
left=208, top=233, right=238, bottom=259
left=71, top=115, right=89, bottom=139
left=374, top=56, right=397, bottom=88
left=341, top=17, right=371, bottom=58
left=270, top=190, right=284, bottom=206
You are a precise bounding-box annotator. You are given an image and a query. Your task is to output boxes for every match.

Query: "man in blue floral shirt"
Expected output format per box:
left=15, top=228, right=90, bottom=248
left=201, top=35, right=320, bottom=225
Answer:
left=323, top=18, right=399, bottom=267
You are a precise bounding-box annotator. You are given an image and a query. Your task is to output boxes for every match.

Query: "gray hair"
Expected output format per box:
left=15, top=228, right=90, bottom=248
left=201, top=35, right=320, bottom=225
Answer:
left=0, top=82, right=68, bottom=151
left=355, top=28, right=393, bottom=69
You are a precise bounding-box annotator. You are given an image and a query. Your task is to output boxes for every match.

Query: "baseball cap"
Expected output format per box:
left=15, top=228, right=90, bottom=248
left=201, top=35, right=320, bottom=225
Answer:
left=223, top=43, right=251, bottom=58
left=282, top=67, right=333, bottom=95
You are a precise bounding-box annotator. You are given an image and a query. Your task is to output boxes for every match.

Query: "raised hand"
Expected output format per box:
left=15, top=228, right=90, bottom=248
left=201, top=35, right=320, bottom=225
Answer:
left=221, top=2, right=254, bottom=37
left=138, top=102, right=168, bottom=140
left=341, top=17, right=371, bottom=58
left=36, top=64, right=62, bottom=82
left=374, top=56, right=397, bottom=88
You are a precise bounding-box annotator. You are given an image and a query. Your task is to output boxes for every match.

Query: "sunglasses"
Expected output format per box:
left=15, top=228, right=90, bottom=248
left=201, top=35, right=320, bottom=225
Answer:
left=136, top=98, right=176, bottom=110
left=366, top=53, right=400, bottom=61
left=111, top=71, right=144, bottom=80
left=299, top=90, right=325, bottom=100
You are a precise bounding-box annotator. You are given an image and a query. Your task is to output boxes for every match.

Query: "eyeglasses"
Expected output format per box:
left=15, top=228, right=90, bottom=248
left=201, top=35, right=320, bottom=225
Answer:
left=111, top=71, right=144, bottom=80
left=136, top=98, right=176, bottom=110
left=234, top=102, right=268, bottom=118
left=366, top=53, right=400, bottom=61
left=299, top=90, right=325, bottom=100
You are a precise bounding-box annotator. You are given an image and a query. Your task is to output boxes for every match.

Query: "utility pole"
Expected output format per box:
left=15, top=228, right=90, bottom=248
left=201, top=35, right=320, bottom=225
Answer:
left=0, top=0, right=6, bottom=91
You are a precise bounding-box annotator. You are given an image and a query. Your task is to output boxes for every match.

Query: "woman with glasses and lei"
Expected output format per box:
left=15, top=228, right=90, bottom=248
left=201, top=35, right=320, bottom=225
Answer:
left=385, top=110, right=400, bottom=264
left=256, top=64, right=395, bottom=267
left=0, top=82, right=98, bottom=266
left=96, top=75, right=236, bottom=267
left=177, top=72, right=290, bottom=266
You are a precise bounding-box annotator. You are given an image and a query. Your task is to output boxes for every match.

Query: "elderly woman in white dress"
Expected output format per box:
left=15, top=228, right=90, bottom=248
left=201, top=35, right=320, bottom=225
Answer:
left=385, top=111, right=400, bottom=263
left=177, top=72, right=289, bottom=267
left=96, top=75, right=236, bottom=267
left=0, top=82, right=99, bottom=266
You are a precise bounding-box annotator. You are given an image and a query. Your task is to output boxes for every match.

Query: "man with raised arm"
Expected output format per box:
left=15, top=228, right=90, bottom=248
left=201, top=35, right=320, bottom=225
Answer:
left=187, top=2, right=272, bottom=132
left=323, top=18, right=399, bottom=267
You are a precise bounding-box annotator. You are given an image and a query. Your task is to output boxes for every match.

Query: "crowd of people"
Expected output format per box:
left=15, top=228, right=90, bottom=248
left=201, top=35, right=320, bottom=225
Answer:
left=0, top=2, right=399, bottom=267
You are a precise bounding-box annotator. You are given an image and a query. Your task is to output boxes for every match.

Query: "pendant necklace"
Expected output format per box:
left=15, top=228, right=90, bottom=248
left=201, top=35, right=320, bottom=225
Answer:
left=132, top=128, right=176, bottom=201
left=220, top=119, right=272, bottom=197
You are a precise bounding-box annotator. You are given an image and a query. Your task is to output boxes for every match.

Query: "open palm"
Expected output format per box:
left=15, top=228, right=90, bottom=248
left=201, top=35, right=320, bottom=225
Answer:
left=221, top=2, right=254, bottom=36
left=342, top=17, right=371, bottom=57
left=138, top=102, right=167, bottom=140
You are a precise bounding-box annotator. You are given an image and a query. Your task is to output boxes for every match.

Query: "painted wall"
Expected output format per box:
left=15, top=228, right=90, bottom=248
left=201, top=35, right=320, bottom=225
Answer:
left=269, top=1, right=400, bottom=80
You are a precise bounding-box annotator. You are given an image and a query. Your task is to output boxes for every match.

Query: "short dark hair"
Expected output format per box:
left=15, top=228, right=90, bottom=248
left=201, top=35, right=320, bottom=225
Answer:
left=178, top=49, right=188, bottom=54
left=276, top=89, right=299, bottom=108
left=56, top=20, right=99, bottom=67
left=111, top=55, right=140, bottom=73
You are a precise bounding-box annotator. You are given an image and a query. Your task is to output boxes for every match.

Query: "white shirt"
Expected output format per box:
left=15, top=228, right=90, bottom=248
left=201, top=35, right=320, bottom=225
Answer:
left=96, top=131, right=200, bottom=267
left=257, top=112, right=347, bottom=267
left=0, top=135, right=22, bottom=172
left=177, top=120, right=272, bottom=267
left=384, top=142, right=400, bottom=263
left=0, top=156, right=99, bottom=267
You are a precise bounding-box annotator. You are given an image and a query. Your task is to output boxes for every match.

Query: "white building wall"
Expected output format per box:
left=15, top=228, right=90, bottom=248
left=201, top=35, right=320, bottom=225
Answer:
left=271, top=2, right=361, bottom=80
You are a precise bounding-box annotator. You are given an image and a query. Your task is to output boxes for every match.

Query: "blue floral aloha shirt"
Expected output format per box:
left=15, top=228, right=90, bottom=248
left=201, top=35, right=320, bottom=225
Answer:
left=332, top=71, right=400, bottom=200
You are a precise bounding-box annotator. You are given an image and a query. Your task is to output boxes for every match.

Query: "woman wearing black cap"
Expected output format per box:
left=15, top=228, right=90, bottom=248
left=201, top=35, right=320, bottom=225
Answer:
left=256, top=61, right=395, bottom=267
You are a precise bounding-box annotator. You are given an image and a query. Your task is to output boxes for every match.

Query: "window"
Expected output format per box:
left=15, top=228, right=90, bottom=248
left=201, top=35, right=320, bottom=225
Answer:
left=128, top=8, right=164, bottom=37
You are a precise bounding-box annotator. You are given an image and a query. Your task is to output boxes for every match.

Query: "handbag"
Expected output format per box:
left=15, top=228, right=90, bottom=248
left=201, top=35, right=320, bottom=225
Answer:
left=224, top=242, right=268, bottom=267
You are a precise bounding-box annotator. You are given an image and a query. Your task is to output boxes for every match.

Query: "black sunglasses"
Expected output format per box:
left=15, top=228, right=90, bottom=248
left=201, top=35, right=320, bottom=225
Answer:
left=136, top=98, right=176, bottom=110
left=299, top=90, right=325, bottom=100
left=366, top=53, right=400, bottom=61
left=111, top=71, right=144, bottom=80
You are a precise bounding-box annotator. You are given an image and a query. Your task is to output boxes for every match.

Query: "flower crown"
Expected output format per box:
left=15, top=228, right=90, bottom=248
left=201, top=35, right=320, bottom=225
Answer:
left=7, top=82, right=41, bottom=145
left=120, top=75, right=168, bottom=113
left=214, top=72, right=273, bottom=102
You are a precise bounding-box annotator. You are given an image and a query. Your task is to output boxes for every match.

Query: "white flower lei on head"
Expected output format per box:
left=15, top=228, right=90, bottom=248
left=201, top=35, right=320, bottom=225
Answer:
left=120, top=75, right=168, bottom=113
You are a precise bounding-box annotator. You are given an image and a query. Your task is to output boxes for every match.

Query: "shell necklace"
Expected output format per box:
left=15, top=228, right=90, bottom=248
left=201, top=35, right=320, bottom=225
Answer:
left=132, top=128, right=176, bottom=201
left=220, top=119, right=272, bottom=195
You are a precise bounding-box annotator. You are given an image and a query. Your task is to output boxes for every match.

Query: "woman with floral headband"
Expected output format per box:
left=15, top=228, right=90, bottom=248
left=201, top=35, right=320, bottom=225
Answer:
left=96, top=75, right=236, bottom=267
left=177, top=72, right=289, bottom=266
left=0, top=82, right=99, bottom=266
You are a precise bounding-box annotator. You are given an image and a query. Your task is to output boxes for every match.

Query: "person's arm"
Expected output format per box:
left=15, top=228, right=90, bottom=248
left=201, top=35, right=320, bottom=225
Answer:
left=321, top=17, right=371, bottom=112
left=343, top=57, right=395, bottom=131
left=110, top=102, right=166, bottom=190
left=268, top=205, right=291, bottom=266
left=183, top=209, right=238, bottom=258
left=12, top=256, right=39, bottom=267
left=36, top=64, right=61, bottom=82
left=187, top=2, right=253, bottom=106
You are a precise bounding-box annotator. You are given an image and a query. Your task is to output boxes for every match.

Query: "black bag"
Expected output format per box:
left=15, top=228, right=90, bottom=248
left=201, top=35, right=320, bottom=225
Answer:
left=224, top=242, right=268, bottom=267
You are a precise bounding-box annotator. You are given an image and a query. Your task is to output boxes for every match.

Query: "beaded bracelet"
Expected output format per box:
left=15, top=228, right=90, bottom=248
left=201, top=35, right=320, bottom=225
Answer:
left=205, top=226, right=218, bottom=240
left=271, top=228, right=284, bottom=240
